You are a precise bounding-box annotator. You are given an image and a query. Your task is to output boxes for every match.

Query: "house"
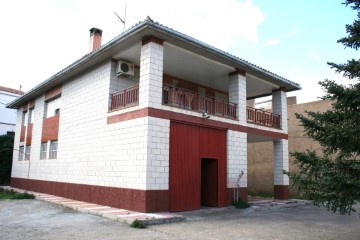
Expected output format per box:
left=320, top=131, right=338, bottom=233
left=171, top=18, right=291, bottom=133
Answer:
left=247, top=99, right=332, bottom=196
left=7, top=18, right=301, bottom=213
left=0, top=86, right=24, bottom=135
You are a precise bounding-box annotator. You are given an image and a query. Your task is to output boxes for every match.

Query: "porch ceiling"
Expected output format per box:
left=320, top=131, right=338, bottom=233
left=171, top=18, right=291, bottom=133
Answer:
left=114, top=42, right=281, bottom=98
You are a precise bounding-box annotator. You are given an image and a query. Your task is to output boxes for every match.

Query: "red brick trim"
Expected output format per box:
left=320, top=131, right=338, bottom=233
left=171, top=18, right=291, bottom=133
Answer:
left=10, top=177, right=168, bottom=213
left=274, top=185, right=289, bottom=200
left=41, top=115, right=60, bottom=142
left=142, top=35, right=164, bottom=45
left=23, top=104, right=28, bottom=112
left=229, top=69, right=246, bottom=77
left=29, top=99, right=35, bottom=108
left=108, top=108, right=288, bottom=140
left=20, top=126, right=26, bottom=142
left=26, top=123, right=33, bottom=145
left=45, top=86, right=62, bottom=101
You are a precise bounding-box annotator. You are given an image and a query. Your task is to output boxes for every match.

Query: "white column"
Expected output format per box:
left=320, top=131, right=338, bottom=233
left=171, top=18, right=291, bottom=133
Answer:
left=272, top=90, right=289, bottom=199
left=228, top=72, right=247, bottom=125
left=227, top=130, right=247, bottom=201
left=139, top=40, right=164, bottom=109
left=273, top=139, right=289, bottom=185
left=272, top=90, right=288, bottom=132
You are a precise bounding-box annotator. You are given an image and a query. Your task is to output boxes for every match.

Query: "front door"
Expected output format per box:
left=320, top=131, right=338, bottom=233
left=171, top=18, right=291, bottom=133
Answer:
left=201, top=158, right=218, bottom=207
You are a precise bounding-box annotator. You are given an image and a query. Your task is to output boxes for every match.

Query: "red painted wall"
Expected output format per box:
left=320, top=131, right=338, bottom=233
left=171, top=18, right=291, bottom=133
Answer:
left=169, top=122, right=227, bottom=211
left=42, top=115, right=60, bottom=142
left=26, top=123, right=33, bottom=145
left=20, top=126, right=26, bottom=142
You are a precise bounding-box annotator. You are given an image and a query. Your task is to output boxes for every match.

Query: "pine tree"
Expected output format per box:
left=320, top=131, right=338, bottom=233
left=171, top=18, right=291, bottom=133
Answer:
left=286, top=0, right=360, bottom=215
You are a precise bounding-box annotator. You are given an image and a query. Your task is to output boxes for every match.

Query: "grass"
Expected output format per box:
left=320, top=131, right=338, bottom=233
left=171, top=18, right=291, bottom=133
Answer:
left=0, top=188, right=35, bottom=200
left=233, top=199, right=251, bottom=209
left=130, top=219, right=146, bottom=229
left=248, top=192, right=274, bottom=198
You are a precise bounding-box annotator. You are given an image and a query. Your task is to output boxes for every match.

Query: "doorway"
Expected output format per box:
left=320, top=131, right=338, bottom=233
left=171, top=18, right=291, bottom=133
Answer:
left=201, top=158, right=218, bottom=207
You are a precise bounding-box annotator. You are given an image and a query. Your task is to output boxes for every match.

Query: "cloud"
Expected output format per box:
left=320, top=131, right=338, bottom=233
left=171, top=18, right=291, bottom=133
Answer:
left=264, top=39, right=280, bottom=46
left=308, top=51, right=320, bottom=61
left=287, top=30, right=297, bottom=37
left=0, top=0, right=265, bottom=91
left=124, top=0, right=265, bottom=49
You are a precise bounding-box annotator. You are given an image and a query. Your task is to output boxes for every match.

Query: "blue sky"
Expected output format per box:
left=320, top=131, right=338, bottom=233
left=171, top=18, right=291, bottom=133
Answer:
left=0, top=0, right=357, bottom=103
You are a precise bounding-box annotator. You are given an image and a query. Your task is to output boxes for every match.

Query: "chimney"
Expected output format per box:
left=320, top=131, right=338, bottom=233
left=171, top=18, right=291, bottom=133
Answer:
left=89, top=28, right=102, bottom=52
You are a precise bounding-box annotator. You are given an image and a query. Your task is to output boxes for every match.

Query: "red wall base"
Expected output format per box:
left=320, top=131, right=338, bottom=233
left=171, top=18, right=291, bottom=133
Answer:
left=228, top=187, right=248, bottom=203
left=274, top=185, right=289, bottom=200
left=10, top=177, right=168, bottom=213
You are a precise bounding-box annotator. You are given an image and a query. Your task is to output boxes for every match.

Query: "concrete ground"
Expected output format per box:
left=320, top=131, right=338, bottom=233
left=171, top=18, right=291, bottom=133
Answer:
left=1, top=199, right=359, bottom=240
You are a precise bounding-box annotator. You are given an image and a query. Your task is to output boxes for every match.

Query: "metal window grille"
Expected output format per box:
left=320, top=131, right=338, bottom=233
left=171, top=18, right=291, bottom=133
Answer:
left=49, top=141, right=58, bottom=159
left=25, top=146, right=31, bottom=161
left=19, top=146, right=24, bottom=161
left=40, top=143, right=47, bottom=159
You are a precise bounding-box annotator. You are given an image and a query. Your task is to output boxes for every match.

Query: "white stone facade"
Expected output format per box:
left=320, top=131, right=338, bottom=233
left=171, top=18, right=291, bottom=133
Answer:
left=228, top=73, right=247, bottom=125
left=139, top=42, right=164, bottom=109
left=227, top=130, right=247, bottom=188
left=11, top=60, right=170, bottom=191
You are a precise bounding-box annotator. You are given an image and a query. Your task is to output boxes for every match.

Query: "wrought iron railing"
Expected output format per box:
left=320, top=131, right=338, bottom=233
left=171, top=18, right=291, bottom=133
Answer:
left=110, top=85, right=139, bottom=110
left=162, top=85, right=237, bottom=119
left=246, top=106, right=281, bottom=128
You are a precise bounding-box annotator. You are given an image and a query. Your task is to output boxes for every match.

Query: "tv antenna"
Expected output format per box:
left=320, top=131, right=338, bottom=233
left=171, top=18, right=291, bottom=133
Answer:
left=114, top=2, right=127, bottom=33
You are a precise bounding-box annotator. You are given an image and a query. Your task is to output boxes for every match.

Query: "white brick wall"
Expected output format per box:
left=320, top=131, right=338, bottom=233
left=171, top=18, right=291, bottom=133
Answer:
left=11, top=60, right=170, bottom=191
left=229, top=73, right=247, bottom=125
left=227, top=130, right=247, bottom=188
left=11, top=109, right=26, bottom=178
left=272, top=90, right=288, bottom=132
left=139, top=42, right=164, bottom=109
left=273, top=139, right=289, bottom=185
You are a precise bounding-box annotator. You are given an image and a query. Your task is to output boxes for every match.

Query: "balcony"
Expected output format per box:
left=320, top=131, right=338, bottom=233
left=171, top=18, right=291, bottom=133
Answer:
left=163, top=85, right=237, bottom=119
left=109, top=85, right=281, bottom=129
left=247, top=107, right=281, bottom=128
left=109, top=85, right=139, bottom=111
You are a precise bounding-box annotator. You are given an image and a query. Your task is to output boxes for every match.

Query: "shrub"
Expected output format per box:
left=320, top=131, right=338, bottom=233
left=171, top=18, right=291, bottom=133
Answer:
left=130, top=219, right=146, bottom=229
left=233, top=199, right=251, bottom=209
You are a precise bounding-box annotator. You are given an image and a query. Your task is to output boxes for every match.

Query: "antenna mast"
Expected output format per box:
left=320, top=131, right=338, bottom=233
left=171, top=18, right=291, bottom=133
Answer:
left=114, top=3, right=127, bottom=33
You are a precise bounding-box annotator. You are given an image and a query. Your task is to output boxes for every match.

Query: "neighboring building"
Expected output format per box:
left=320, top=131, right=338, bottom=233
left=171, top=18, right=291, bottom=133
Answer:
left=248, top=99, right=332, bottom=195
left=7, top=19, right=301, bottom=213
left=0, top=86, right=24, bottom=135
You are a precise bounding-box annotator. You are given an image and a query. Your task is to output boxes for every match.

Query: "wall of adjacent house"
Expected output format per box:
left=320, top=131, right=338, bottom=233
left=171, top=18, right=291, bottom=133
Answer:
left=0, top=91, right=21, bottom=134
left=247, top=99, right=332, bottom=195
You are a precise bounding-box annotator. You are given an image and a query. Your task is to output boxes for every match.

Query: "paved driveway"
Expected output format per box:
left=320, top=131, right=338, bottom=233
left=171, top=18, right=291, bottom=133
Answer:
left=1, top=199, right=359, bottom=240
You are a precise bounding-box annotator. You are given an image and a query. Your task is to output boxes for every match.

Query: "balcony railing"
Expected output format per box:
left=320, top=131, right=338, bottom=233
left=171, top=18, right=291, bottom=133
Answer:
left=110, top=85, right=139, bottom=110
left=247, top=106, right=281, bottom=128
left=109, top=85, right=281, bottom=129
left=163, top=85, right=237, bottom=119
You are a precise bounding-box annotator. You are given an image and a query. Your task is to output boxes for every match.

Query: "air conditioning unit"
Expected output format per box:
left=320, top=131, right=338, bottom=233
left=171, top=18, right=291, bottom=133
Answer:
left=116, top=61, right=135, bottom=77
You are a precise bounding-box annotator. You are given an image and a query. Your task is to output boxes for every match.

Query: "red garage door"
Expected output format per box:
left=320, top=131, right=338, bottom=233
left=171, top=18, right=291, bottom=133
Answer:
left=169, top=122, right=227, bottom=212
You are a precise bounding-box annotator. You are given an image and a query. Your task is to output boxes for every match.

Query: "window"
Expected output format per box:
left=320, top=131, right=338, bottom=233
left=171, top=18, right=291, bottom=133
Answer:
left=19, top=146, right=24, bottom=161
left=49, top=141, right=58, bottom=159
left=28, top=108, right=35, bottom=124
left=45, top=97, right=61, bottom=118
left=22, top=111, right=28, bottom=126
left=40, top=142, right=47, bottom=160
left=25, top=145, right=31, bottom=161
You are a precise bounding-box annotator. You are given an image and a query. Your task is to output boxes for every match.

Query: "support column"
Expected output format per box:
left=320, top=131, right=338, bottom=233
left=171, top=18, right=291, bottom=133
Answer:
left=227, top=130, right=248, bottom=202
left=272, top=90, right=289, bottom=199
left=139, top=36, right=164, bottom=109
left=228, top=70, right=247, bottom=125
